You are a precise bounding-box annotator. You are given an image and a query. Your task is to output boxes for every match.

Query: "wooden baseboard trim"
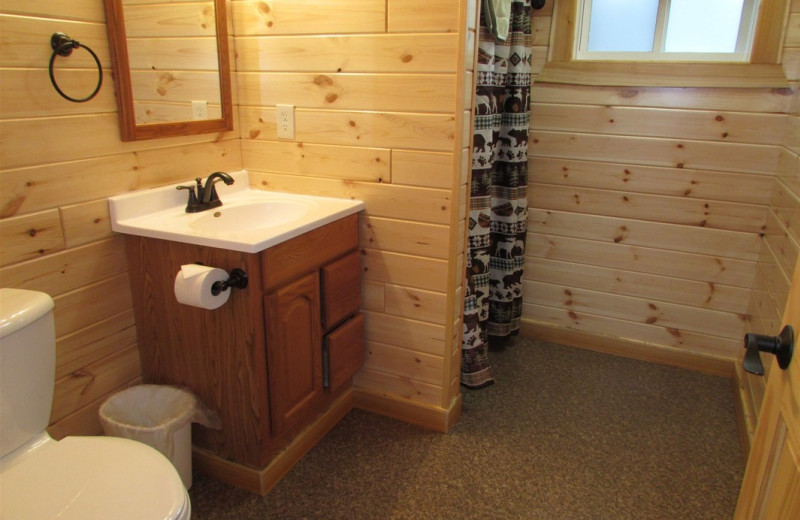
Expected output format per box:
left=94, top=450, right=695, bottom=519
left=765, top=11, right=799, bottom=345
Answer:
left=193, top=388, right=355, bottom=495
left=192, top=446, right=264, bottom=494
left=353, top=389, right=462, bottom=433
left=521, top=320, right=735, bottom=378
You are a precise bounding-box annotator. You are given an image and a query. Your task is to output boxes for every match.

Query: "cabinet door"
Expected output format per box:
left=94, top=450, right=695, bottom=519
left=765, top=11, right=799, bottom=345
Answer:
left=265, top=272, right=323, bottom=436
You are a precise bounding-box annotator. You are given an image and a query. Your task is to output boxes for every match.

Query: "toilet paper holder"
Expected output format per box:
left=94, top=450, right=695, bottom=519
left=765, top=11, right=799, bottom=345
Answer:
left=210, top=268, right=248, bottom=296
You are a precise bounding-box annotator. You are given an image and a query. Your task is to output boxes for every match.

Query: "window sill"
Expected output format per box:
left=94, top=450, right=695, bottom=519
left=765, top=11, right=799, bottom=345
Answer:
left=536, top=61, right=790, bottom=89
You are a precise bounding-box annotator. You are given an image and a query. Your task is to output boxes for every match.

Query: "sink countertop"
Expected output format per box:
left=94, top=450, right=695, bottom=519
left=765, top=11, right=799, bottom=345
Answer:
left=108, top=170, right=365, bottom=253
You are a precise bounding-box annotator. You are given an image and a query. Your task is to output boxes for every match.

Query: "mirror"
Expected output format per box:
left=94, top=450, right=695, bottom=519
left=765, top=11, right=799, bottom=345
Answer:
left=103, top=0, right=233, bottom=141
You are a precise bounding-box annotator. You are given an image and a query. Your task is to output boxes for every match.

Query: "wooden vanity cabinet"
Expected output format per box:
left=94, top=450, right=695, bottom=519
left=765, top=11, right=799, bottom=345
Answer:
left=261, top=215, right=363, bottom=439
left=125, top=214, right=363, bottom=476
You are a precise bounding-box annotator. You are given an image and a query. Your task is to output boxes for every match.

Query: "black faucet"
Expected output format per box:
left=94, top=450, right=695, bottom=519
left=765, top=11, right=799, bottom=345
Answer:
left=176, top=172, right=235, bottom=213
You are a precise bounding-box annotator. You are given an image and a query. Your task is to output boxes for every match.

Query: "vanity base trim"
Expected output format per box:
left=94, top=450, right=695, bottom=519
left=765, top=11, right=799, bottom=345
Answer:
left=192, top=383, right=464, bottom=495
left=193, top=388, right=355, bottom=496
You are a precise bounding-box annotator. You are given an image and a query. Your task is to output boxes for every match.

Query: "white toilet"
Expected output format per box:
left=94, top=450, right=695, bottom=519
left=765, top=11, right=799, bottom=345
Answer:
left=0, top=288, right=191, bottom=520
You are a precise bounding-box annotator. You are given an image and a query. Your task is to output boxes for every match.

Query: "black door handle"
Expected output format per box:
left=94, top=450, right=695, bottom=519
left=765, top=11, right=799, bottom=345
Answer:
left=743, top=325, right=794, bottom=376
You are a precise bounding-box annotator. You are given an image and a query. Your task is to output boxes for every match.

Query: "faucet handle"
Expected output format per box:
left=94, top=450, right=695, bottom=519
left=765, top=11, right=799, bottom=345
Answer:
left=176, top=184, right=199, bottom=212
left=176, top=184, right=196, bottom=196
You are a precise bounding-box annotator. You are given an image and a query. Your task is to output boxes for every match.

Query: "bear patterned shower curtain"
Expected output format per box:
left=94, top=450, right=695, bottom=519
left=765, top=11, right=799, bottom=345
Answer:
left=462, top=0, right=532, bottom=389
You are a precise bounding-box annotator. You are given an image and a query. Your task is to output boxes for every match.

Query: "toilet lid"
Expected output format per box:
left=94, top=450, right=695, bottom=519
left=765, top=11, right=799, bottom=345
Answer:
left=0, top=436, right=189, bottom=520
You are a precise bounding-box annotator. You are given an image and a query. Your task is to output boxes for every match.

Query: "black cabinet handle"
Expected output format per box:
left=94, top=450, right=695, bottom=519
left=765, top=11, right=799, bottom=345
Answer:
left=322, top=339, right=330, bottom=389
left=743, top=325, right=794, bottom=376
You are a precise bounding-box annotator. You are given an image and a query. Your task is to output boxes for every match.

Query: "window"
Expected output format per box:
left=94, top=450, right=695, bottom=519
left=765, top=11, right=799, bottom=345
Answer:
left=576, top=0, right=760, bottom=62
left=538, top=0, right=790, bottom=87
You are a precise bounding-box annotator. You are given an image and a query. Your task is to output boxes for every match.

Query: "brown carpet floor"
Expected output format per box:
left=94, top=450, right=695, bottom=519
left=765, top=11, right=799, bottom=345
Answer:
left=189, top=339, right=745, bottom=519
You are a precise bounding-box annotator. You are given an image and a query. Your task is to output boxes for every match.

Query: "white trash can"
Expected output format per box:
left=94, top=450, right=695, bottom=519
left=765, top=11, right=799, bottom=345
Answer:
left=99, top=385, right=218, bottom=489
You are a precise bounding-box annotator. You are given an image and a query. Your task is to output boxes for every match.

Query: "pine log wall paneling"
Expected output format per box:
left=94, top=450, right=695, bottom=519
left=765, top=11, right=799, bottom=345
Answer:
left=233, top=0, right=476, bottom=422
left=0, top=0, right=242, bottom=438
left=525, top=1, right=800, bottom=378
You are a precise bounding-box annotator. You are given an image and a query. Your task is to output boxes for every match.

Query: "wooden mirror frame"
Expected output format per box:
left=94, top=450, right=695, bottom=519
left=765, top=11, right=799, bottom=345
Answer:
left=103, top=0, right=233, bottom=141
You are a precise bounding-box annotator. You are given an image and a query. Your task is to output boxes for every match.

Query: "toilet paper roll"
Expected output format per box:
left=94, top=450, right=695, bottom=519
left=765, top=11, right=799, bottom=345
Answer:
left=173, top=264, right=230, bottom=310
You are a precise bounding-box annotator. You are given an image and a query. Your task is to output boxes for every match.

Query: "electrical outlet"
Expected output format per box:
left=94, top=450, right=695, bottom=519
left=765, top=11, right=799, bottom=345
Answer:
left=191, top=100, right=208, bottom=120
left=276, top=104, right=295, bottom=140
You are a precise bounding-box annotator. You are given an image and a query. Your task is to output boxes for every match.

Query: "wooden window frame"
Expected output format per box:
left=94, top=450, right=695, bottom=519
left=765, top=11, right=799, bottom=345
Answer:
left=538, top=0, right=791, bottom=87
left=575, top=0, right=759, bottom=62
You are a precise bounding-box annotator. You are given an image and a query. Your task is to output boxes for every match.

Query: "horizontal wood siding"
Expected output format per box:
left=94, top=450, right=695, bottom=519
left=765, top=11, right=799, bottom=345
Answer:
left=0, top=0, right=242, bottom=438
left=236, top=0, right=473, bottom=412
left=525, top=4, right=800, bottom=366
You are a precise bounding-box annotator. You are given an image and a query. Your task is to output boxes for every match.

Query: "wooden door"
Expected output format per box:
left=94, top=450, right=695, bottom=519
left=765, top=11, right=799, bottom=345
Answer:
left=734, top=256, right=800, bottom=519
left=264, top=271, right=323, bottom=437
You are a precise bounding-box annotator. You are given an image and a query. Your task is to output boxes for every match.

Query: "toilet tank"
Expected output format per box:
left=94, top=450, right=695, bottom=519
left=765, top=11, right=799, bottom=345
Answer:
left=0, top=289, right=56, bottom=459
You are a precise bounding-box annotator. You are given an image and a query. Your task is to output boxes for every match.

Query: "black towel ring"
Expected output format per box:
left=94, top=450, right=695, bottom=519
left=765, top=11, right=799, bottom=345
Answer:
left=48, top=32, right=103, bottom=103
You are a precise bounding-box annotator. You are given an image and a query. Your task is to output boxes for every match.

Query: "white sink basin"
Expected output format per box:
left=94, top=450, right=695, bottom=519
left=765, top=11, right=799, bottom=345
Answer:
left=108, top=170, right=364, bottom=253
left=188, top=200, right=312, bottom=233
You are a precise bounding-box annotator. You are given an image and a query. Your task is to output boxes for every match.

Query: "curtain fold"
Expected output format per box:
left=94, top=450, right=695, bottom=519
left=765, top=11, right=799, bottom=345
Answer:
left=462, top=0, right=532, bottom=389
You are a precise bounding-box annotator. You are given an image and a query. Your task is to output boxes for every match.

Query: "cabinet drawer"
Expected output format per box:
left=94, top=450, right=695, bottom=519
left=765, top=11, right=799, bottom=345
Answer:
left=262, top=214, right=358, bottom=292
left=321, top=250, right=361, bottom=331
left=323, top=313, right=365, bottom=392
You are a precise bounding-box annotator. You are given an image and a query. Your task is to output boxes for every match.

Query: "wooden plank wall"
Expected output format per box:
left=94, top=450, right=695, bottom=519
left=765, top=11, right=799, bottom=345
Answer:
left=525, top=2, right=800, bottom=367
left=0, top=0, right=242, bottom=438
left=232, top=0, right=475, bottom=417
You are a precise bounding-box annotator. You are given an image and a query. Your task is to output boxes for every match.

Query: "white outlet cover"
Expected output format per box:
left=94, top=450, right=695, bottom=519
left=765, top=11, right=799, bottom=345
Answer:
left=191, top=100, right=208, bottom=120
left=276, top=104, right=295, bottom=139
